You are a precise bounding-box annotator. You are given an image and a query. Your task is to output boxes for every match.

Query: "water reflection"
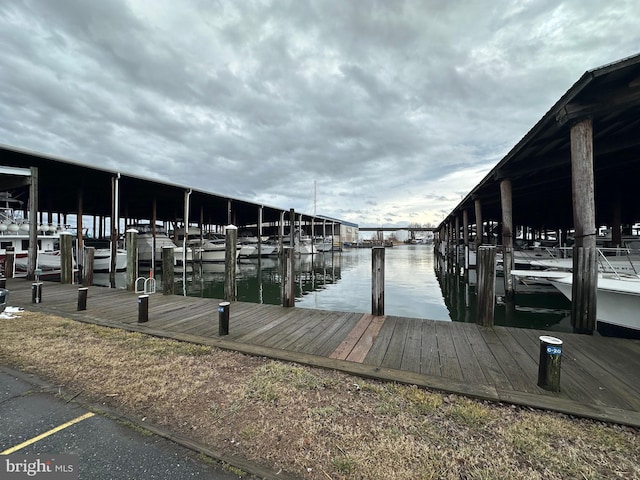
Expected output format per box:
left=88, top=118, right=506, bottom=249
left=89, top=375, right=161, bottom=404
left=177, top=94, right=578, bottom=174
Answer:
left=434, top=252, right=573, bottom=332
left=174, top=253, right=342, bottom=305
left=91, top=247, right=573, bottom=332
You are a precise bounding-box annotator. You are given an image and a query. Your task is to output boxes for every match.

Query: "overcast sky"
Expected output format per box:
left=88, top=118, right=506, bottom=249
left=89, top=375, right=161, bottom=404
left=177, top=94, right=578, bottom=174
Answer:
left=1, top=1, right=639, bottom=228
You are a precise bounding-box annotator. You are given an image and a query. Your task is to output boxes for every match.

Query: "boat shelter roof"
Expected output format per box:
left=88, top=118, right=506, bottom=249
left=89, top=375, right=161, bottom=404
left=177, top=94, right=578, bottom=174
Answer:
left=0, top=144, right=337, bottom=230
left=440, top=53, right=640, bottom=231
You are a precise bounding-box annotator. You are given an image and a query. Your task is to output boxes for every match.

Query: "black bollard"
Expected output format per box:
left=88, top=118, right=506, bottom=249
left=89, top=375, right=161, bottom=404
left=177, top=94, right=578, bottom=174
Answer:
left=0, top=277, right=6, bottom=289
left=77, top=287, right=88, bottom=311
left=218, top=301, right=230, bottom=336
left=31, top=282, right=43, bottom=304
left=138, top=294, right=149, bottom=323
left=537, top=335, right=563, bottom=391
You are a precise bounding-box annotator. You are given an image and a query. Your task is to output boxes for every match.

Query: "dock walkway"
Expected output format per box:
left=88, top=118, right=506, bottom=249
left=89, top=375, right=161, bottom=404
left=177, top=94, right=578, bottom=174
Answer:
left=5, top=278, right=640, bottom=427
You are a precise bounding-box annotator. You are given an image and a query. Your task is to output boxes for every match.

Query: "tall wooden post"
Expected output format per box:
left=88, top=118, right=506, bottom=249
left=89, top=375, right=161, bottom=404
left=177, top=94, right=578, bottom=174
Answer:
left=83, top=247, right=95, bottom=287
left=570, top=118, right=597, bottom=334
left=110, top=174, right=120, bottom=289
left=224, top=225, right=238, bottom=302
left=372, top=246, right=385, bottom=316
left=500, top=178, right=515, bottom=299
left=454, top=215, right=460, bottom=270
left=162, top=246, right=175, bottom=295
left=474, top=198, right=483, bottom=250
left=76, top=190, right=84, bottom=284
left=60, top=231, right=73, bottom=284
left=476, top=246, right=496, bottom=327
left=462, top=209, right=469, bottom=270
left=282, top=246, right=295, bottom=307
left=611, top=192, right=622, bottom=247
left=126, top=229, right=138, bottom=291
left=27, top=167, right=38, bottom=281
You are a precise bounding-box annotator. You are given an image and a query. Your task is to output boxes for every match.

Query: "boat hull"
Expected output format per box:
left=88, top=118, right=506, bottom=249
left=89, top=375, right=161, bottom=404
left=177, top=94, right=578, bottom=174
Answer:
left=550, top=276, right=640, bottom=338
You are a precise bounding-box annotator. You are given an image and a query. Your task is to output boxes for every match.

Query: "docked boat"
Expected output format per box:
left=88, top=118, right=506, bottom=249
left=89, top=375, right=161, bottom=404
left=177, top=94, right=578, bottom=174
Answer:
left=549, top=273, right=640, bottom=339
left=511, top=267, right=640, bottom=338
left=129, top=224, right=178, bottom=264
left=93, top=248, right=128, bottom=272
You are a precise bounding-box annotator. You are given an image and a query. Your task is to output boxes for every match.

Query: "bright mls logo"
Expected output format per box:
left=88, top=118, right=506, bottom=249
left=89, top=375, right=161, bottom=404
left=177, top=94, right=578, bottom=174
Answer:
left=2, top=455, right=78, bottom=479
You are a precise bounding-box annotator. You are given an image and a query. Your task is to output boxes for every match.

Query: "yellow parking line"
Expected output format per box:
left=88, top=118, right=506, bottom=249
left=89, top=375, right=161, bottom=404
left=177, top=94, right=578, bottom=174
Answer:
left=1, top=411, right=95, bottom=455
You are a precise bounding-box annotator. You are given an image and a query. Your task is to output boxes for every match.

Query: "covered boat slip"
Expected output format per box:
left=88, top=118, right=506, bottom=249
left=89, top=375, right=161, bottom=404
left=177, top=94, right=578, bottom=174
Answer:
left=437, top=53, right=640, bottom=334
left=5, top=278, right=640, bottom=427
left=0, top=150, right=345, bottom=280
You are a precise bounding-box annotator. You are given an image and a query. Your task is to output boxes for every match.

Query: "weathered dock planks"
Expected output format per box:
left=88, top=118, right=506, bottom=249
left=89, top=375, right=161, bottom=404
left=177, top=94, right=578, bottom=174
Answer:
left=4, top=278, right=640, bottom=427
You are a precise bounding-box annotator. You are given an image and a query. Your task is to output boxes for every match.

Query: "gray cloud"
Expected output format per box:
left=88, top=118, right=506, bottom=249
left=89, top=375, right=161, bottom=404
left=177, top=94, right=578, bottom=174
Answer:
left=1, top=0, right=638, bottom=227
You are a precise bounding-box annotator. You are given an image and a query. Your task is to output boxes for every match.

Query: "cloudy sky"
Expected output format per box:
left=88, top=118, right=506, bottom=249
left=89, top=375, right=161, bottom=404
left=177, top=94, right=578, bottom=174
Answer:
left=1, top=1, right=638, bottom=228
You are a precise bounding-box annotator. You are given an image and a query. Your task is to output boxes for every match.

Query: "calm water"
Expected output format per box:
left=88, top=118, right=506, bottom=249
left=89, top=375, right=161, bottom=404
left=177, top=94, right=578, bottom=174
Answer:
left=157, top=244, right=573, bottom=332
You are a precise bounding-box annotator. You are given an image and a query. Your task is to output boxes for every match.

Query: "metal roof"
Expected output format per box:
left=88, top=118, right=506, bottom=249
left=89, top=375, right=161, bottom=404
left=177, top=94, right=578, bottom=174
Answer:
left=440, top=53, right=640, bottom=231
left=0, top=143, right=341, bottom=229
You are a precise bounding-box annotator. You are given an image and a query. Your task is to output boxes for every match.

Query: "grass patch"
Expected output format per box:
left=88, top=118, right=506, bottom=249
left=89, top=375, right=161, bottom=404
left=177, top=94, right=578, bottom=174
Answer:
left=1, top=311, right=639, bottom=480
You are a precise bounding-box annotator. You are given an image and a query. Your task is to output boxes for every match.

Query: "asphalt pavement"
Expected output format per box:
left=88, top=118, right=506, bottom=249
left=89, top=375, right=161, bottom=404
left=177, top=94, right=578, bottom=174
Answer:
left=0, top=367, right=261, bottom=479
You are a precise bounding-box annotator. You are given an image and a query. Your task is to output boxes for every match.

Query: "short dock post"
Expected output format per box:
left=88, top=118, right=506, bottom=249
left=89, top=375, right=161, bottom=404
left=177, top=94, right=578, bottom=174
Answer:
left=162, top=246, right=175, bottom=295
left=138, top=294, right=149, bottom=323
left=218, top=301, right=230, bottom=336
left=476, top=245, right=496, bottom=327
left=77, top=287, right=88, bottom=311
left=31, top=282, right=43, bottom=304
left=537, top=335, right=563, bottom=391
left=371, top=246, right=385, bottom=316
left=0, top=277, right=5, bottom=289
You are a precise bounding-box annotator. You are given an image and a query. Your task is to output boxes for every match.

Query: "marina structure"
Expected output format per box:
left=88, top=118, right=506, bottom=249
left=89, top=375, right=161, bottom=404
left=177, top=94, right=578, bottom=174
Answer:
left=436, top=53, right=640, bottom=336
left=0, top=146, right=355, bottom=281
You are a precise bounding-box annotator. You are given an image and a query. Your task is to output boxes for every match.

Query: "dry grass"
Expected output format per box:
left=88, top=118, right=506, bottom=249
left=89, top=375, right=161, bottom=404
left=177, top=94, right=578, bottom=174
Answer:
left=1, top=311, right=639, bottom=479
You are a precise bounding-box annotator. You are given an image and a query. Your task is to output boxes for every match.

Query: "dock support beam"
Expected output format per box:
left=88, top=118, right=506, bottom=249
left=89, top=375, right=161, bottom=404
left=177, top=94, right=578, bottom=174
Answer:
left=570, top=118, right=597, bottom=334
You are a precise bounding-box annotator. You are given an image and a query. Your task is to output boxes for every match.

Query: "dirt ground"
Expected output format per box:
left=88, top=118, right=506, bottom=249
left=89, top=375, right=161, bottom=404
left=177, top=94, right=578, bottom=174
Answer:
left=1, top=310, right=638, bottom=479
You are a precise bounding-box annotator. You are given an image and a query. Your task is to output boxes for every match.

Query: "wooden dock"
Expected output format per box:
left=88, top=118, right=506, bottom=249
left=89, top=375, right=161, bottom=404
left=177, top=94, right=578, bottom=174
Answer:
left=5, top=278, right=640, bottom=427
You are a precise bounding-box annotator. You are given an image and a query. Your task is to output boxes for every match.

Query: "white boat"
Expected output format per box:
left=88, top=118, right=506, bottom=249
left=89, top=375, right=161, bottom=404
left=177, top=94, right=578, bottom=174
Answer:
left=129, top=224, right=178, bottom=264
left=93, top=248, right=128, bottom=272
left=314, top=237, right=334, bottom=252
left=549, top=273, right=640, bottom=338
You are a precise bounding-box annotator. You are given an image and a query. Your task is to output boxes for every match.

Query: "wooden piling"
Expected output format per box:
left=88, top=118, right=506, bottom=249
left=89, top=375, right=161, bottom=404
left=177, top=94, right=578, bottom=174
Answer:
left=83, top=247, right=95, bottom=287
left=462, top=209, right=470, bottom=270
left=570, top=118, right=597, bottom=334
left=59, top=231, right=73, bottom=284
left=5, top=246, right=14, bottom=279
left=474, top=198, right=483, bottom=250
left=476, top=246, right=496, bottom=327
left=281, top=246, right=295, bottom=307
left=500, top=178, right=515, bottom=299
left=224, top=225, right=238, bottom=302
left=371, top=246, right=385, bottom=316
left=126, top=229, right=138, bottom=291
left=162, top=246, right=175, bottom=295
left=571, top=247, right=598, bottom=334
